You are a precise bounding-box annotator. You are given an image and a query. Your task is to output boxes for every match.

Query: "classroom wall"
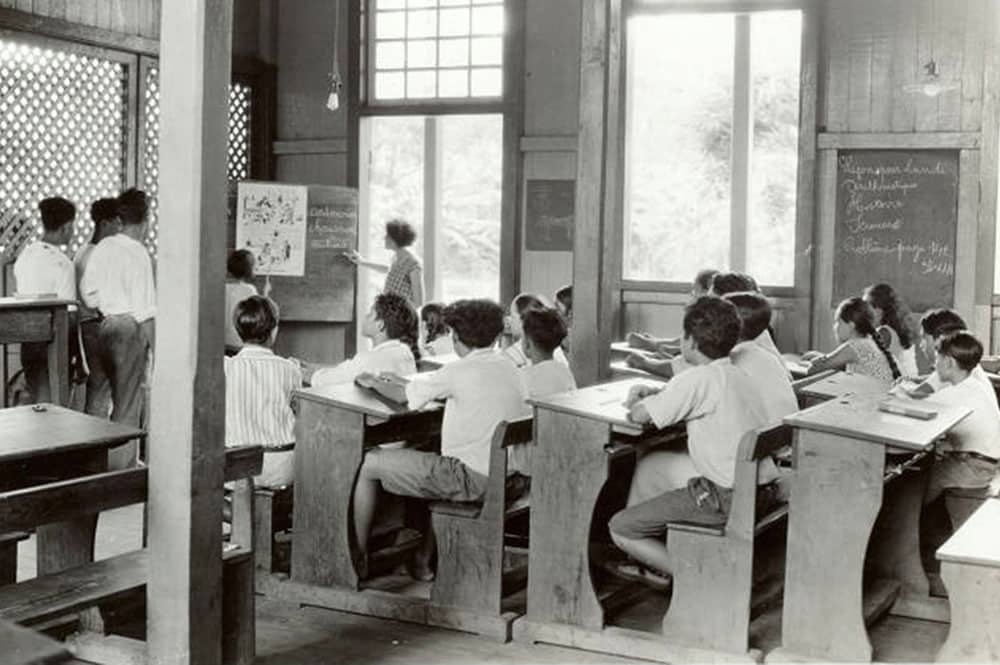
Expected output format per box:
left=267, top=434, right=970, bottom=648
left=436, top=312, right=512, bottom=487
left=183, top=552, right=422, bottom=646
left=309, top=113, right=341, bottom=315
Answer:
left=0, top=0, right=160, bottom=38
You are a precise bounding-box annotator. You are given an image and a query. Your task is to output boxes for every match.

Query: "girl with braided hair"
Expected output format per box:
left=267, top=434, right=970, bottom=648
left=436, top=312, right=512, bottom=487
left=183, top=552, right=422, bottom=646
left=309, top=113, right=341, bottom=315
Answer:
left=863, top=283, right=920, bottom=377
left=804, top=297, right=900, bottom=383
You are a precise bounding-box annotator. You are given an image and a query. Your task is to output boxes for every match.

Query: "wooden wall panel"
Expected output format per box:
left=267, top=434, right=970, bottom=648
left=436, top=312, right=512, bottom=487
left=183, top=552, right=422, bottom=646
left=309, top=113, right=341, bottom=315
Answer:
left=521, top=150, right=575, bottom=299
left=0, top=0, right=160, bottom=37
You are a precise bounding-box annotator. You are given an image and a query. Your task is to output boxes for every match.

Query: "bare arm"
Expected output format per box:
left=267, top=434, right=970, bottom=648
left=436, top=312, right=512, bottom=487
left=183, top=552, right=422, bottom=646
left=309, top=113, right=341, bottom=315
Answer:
left=626, top=352, right=675, bottom=379
left=806, top=341, right=857, bottom=374
left=408, top=266, right=424, bottom=308
left=345, top=250, right=389, bottom=274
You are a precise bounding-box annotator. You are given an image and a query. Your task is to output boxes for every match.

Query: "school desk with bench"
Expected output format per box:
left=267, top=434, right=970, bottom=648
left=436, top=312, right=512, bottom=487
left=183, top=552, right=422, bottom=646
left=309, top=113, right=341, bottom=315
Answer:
left=0, top=298, right=73, bottom=407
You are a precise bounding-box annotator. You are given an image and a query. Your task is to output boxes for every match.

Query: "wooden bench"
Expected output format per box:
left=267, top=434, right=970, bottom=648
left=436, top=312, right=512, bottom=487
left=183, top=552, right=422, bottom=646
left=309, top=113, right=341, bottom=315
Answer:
left=661, top=422, right=790, bottom=659
left=253, top=483, right=293, bottom=575
left=427, top=417, right=533, bottom=641
left=935, top=498, right=1000, bottom=663
left=0, top=445, right=262, bottom=665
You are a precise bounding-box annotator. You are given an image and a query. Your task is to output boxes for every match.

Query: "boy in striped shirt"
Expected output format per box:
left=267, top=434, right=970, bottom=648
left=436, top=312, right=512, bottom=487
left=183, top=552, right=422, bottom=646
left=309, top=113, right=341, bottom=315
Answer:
left=224, top=295, right=302, bottom=487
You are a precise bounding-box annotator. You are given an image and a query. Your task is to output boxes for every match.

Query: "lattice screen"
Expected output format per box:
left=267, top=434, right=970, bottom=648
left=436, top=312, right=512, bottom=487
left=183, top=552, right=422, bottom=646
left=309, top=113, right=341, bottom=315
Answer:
left=141, top=64, right=254, bottom=254
left=0, top=39, right=127, bottom=262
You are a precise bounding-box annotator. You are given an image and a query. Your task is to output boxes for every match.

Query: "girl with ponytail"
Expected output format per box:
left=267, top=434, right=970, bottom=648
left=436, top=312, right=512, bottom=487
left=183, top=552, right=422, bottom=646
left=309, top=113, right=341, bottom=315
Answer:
left=804, top=297, right=899, bottom=383
left=863, top=283, right=919, bottom=377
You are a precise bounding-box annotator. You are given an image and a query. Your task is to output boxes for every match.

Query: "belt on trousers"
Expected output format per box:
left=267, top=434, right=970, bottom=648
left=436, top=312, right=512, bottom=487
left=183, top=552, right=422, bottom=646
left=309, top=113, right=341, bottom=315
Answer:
left=951, top=450, right=999, bottom=465
left=263, top=443, right=295, bottom=453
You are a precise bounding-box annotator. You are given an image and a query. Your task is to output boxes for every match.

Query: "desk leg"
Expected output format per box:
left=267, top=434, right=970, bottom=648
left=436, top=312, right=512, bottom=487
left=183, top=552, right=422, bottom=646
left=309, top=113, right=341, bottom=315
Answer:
left=777, top=431, right=883, bottom=662
left=46, top=307, right=69, bottom=407
left=292, top=400, right=364, bottom=589
left=936, top=561, right=1000, bottom=662
left=525, top=410, right=610, bottom=631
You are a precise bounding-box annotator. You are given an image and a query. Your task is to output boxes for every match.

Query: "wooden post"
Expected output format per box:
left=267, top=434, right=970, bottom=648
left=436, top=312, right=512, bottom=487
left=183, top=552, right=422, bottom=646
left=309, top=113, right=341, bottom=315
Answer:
left=147, top=2, right=233, bottom=664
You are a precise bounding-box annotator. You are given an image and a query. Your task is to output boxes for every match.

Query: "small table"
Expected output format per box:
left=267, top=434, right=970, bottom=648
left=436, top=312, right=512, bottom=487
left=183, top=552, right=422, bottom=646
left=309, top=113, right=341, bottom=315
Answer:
left=0, top=405, right=144, bottom=578
left=0, top=298, right=73, bottom=407
left=772, top=393, right=970, bottom=662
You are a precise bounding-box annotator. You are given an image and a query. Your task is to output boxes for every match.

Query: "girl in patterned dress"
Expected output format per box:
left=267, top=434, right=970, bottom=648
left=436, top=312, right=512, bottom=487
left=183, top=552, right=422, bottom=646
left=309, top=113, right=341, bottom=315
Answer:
left=804, top=297, right=900, bottom=383
left=347, top=219, right=424, bottom=307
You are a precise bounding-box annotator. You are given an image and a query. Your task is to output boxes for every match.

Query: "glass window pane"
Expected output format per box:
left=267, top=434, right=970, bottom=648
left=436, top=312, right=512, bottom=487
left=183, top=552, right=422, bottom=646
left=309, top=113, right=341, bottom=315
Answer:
left=407, top=70, right=437, bottom=98
left=440, top=7, right=470, bottom=36
left=470, top=36, right=502, bottom=65
left=375, top=71, right=405, bottom=99
left=407, top=0, right=435, bottom=7
left=747, top=10, right=802, bottom=287
left=470, top=67, right=502, bottom=96
left=439, top=69, right=469, bottom=97
left=408, top=9, right=437, bottom=39
left=440, top=0, right=470, bottom=6
left=624, top=13, right=734, bottom=282
left=376, top=40, right=406, bottom=70
left=407, top=39, right=437, bottom=68
left=376, top=11, right=406, bottom=39
left=439, top=38, right=469, bottom=67
left=378, top=0, right=405, bottom=9
left=471, top=5, right=503, bottom=34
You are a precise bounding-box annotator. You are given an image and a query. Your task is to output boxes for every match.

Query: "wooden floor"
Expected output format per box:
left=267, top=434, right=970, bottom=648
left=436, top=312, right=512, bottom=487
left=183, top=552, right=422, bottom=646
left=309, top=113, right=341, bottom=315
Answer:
left=16, top=506, right=950, bottom=664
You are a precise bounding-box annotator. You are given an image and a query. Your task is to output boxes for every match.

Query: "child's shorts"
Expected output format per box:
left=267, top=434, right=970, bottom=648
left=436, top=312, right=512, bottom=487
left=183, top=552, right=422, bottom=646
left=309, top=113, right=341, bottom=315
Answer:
left=360, top=447, right=488, bottom=503
left=609, top=476, right=731, bottom=540
left=925, top=451, right=999, bottom=505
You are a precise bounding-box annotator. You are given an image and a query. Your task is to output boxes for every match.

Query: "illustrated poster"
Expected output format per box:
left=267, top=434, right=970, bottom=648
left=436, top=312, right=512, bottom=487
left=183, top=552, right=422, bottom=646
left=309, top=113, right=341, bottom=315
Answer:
left=235, top=182, right=308, bottom=276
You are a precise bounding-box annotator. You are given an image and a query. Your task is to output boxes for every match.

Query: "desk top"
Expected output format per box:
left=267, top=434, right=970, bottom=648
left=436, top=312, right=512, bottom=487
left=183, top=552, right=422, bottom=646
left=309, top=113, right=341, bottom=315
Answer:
left=295, top=381, right=438, bottom=418
left=795, top=371, right=889, bottom=401
left=937, top=498, right=1000, bottom=566
left=417, top=353, right=460, bottom=371
left=784, top=392, right=971, bottom=451
left=529, top=378, right=658, bottom=435
left=0, top=297, right=74, bottom=311
left=0, top=405, right=144, bottom=463
left=609, top=360, right=667, bottom=382
left=0, top=619, right=71, bottom=665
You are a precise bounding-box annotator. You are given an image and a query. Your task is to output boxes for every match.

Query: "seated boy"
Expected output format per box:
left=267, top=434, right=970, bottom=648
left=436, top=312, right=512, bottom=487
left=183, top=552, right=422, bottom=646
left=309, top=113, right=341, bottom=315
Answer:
left=554, top=285, right=573, bottom=354
left=353, top=299, right=528, bottom=578
left=608, top=297, right=773, bottom=587
left=626, top=268, right=718, bottom=354
left=224, top=296, right=302, bottom=488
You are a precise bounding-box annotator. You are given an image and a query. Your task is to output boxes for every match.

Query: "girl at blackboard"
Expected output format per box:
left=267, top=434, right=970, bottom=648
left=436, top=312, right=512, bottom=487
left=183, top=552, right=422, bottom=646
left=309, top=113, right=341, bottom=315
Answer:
left=346, top=219, right=424, bottom=308
left=863, top=283, right=920, bottom=377
left=803, top=297, right=900, bottom=383
left=421, top=302, right=454, bottom=357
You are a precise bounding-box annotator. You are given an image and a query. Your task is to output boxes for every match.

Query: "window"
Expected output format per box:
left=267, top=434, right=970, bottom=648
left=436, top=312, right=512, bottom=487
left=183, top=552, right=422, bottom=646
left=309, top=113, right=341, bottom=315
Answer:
left=367, top=0, right=504, bottom=103
left=623, top=10, right=802, bottom=286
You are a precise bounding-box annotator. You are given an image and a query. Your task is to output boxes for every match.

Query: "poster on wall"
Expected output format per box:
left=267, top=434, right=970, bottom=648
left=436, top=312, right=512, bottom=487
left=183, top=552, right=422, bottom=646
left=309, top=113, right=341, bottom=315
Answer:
left=235, top=182, right=309, bottom=276
left=525, top=179, right=575, bottom=251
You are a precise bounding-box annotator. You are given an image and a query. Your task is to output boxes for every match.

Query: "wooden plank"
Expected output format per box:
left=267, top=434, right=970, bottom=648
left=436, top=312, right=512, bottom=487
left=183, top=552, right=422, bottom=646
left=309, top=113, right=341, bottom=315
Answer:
left=936, top=559, right=1000, bottom=662
left=499, top=0, right=526, bottom=306
left=937, top=499, right=1000, bottom=566
left=810, top=149, right=837, bottom=348
left=729, top=14, right=751, bottom=271
left=816, top=132, right=981, bottom=149
left=147, top=1, right=233, bottom=663
left=845, top=0, right=873, bottom=131
left=519, top=136, right=578, bottom=152
left=0, top=7, right=158, bottom=54
left=793, top=0, right=818, bottom=342
left=960, top=0, right=986, bottom=132
left=0, top=405, right=144, bottom=462
left=890, top=0, right=918, bottom=132
left=954, top=149, right=980, bottom=324
left=822, top=0, right=850, bottom=131
left=223, top=445, right=263, bottom=482
left=914, top=0, right=938, bottom=131
left=67, top=634, right=146, bottom=665
left=0, top=619, right=71, bottom=665
left=271, top=139, right=348, bottom=155
left=976, top=4, right=1000, bottom=350
left=868, top=1, right=893, bottom=131
left=933, top=0, right=965, bottom=131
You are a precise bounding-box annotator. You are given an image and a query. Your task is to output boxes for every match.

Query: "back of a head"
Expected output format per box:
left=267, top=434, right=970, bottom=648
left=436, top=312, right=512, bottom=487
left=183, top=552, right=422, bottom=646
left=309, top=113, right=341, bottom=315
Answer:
left=421, top=302, right=448, bottom=340
left=374, top=292, right=419, bottom=345
left=234, top=295, right=279, bottom=345
left=385, top=219, right=417, bottom=248
left=554, top=285, right=572, bottom=312
left=835, top=297, right=877, bottom=336
left=227, top=249, right=255, bottom=280
left=709, top=271, right=759, bottom=296
left=117, top=188, right=149, bottom=226
left=522, top=307, right=568, bottom=355
left=863, top=282, right=912, bottom=347
left=90, top=198, right=119, bottom=224
left=936, top=330, right=983, bottom=372
left=682, top=296, right=741, bottom=359
left=38, top=197, right=76, bottom=232
left=444, top=299, right=504, bottom=349
left=723, top=291, right=771, bottom=342
left=693, top=268, right=720, bottom=295
left=920, top=308, right=967, bottom=338
left=512, top=292, right=549, bottom=316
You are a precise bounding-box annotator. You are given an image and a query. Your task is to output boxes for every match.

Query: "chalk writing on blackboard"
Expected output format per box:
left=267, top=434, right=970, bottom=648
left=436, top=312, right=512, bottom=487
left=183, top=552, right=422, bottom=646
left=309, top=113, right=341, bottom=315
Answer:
left=525, top=179, right=575, bottom=251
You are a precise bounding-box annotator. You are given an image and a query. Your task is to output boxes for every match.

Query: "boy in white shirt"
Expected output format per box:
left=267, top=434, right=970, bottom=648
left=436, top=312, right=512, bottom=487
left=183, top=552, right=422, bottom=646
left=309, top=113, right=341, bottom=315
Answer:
left=304, top=293, right=419, bottom=387
left=608, top=297, right=775, bottom=587
left=353, top=299, right=527, bottom=579
left=80, top=188, right=155, bottom=469
left=14, top=196, right=77, bottom=403
left=224, top=296, right=302, bottom=488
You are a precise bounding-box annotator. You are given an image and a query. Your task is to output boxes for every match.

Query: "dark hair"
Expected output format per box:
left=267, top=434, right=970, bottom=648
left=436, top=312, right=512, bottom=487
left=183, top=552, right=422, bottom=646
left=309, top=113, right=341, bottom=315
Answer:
left=90, top=198, right=119, bottom=224
left=835, top=297, right=900, bottom=379
left=522, top=307, right=568, bottom=355
left=444, top=299, right=504, bottom=349
left=38, top=197, right=76, bottom=232
left=234, top=296, right=279, bottom=345
left=385, top=219, right=417, bottom=248
left=512, top=293, right=548, bottom=316
left=117, top=188, right=149, bottom=226
left=421, top=302, right=449, bottom=343
left=723, top=292, right=772, bottom=342
left=693, top=269, right=720, bottom=294
left=936, top=331, right=983, bottom=372
left=920, top=309, right=967, bottom=338
left=682, top=296, right=741, bottom=360
left=554, top=285, right=572, bottom=313
left=374, top=293, right=420, bottom=361
left=227, top=249, right=255, bottom=280
left=863, top=283, right=913, bottom=349
left=710, top=271, right=759, bottom=296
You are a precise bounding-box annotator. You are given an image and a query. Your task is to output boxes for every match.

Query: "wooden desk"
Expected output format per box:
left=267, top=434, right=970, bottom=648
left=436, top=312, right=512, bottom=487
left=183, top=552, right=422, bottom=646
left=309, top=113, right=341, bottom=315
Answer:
left=515, top=379, right=695, bottom=662
left=794, top=370, right=888, bottom=406
left=772, top=393, right=970, bottom=662
left=0, top=405, right=143, bottom=580
left=416, top=352, right=459, bottom=372
left=0, top=619, right=74, bottom=665
left=0, top=298, right=73, bottom=407
left=935, top=498, right=1000, bottom=663
left=609, top=360, right=666, bottom=382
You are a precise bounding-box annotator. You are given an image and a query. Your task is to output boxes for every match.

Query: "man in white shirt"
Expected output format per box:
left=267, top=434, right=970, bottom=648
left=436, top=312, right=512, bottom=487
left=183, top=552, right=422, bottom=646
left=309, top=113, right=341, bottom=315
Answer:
left=14, top=197, right=77, bottom=403
left=352, top=299, right=527, bottom=579
left=80, top=188, right=155, bottom=469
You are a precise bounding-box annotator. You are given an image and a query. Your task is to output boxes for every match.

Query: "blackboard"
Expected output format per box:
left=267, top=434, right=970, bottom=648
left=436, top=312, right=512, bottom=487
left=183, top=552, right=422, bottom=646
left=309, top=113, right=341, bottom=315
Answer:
left=832, top=150, right=958, bottom=312
left=227, top=182, right=357, bottom=322
left=525, top=179, right=574, bottom=251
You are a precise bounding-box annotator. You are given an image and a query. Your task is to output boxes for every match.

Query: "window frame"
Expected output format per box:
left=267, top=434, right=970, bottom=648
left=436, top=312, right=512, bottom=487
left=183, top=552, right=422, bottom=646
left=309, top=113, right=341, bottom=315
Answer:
left=620, top=0, right=816, bottom=299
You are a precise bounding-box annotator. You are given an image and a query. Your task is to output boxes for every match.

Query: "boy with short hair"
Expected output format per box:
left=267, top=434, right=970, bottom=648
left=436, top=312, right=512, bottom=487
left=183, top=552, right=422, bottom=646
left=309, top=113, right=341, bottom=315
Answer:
left=554, top=285, right=573, bottom=354
left=225, top=249, right=260, bottom=353
left=353, top=299, right=527, bottom=578
left=14, top=196, right=78, bottom=403
left=80, top=188, right=155, bottom=469
left=608, top=297, right=773, bottom=586
left=224, top=296, right=302, bottom=488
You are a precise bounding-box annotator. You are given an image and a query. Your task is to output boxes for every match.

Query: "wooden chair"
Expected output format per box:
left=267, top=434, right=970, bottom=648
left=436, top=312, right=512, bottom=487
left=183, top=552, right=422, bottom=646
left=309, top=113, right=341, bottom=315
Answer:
left=427, top=416, right=533, bottom=641
left=661, top=422, right=791, bottom=658
left=0, top=446, right=262, bottom=665
left=253, top=483, right=294, bottom=575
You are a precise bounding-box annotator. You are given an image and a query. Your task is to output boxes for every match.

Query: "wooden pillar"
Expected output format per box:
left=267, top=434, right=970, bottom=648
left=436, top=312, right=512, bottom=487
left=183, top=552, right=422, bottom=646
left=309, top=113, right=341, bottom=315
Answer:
left=147, top=2, right=233, bottom=664
left=424, top=117, right=443, bottom=301
left=570, top=0, right=625, bottom=387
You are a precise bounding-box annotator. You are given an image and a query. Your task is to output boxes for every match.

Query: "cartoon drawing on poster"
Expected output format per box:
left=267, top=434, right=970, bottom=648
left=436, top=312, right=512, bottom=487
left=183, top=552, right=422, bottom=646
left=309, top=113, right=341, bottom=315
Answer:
left=235, top=182, right=308, bottom=276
